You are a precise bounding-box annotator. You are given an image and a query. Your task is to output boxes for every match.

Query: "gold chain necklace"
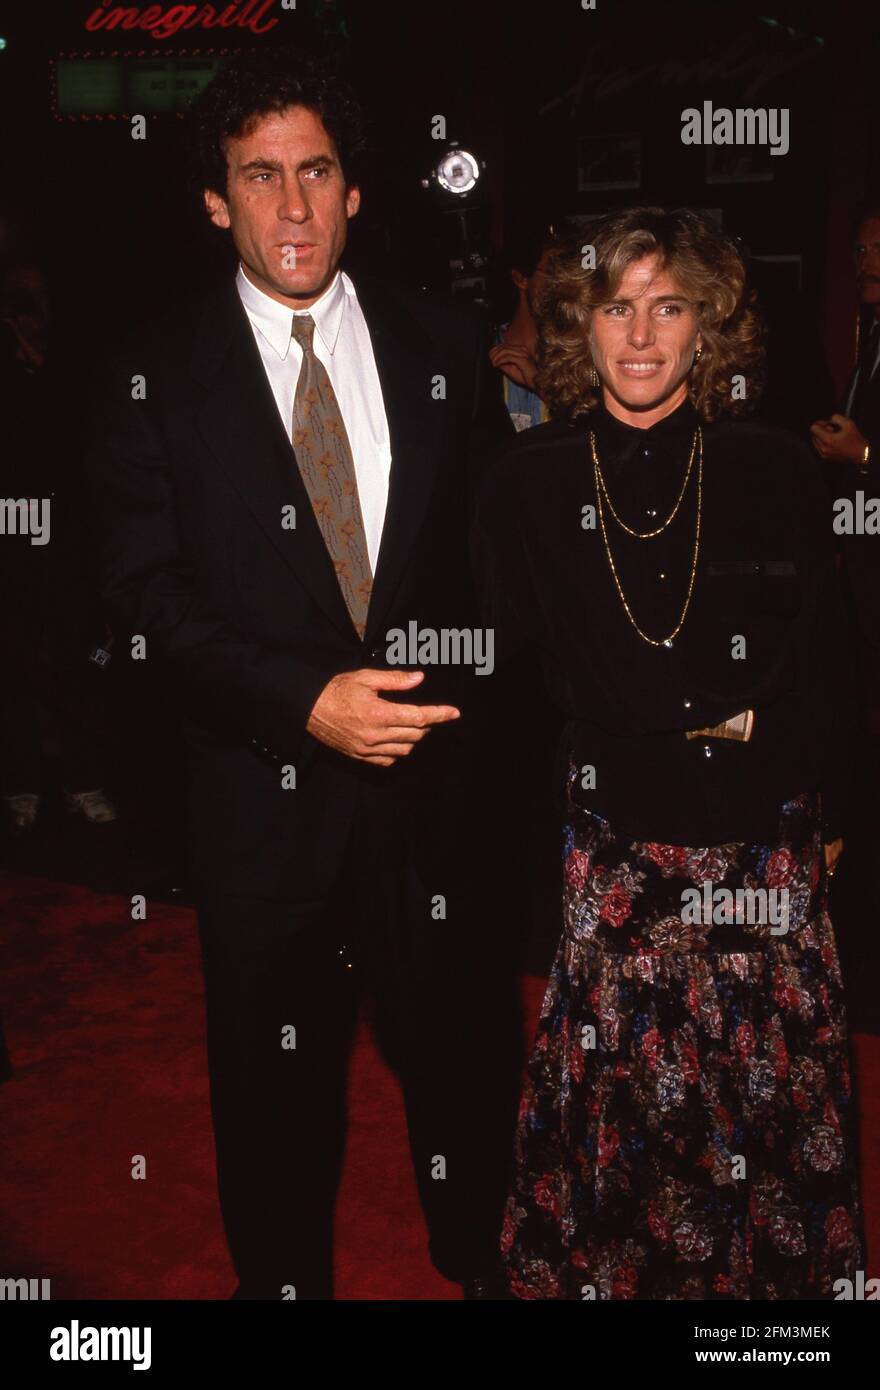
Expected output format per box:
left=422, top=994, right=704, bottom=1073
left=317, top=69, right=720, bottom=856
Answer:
left=593, top=429, right=698, bottom=538
left=591, top=426, right=703, bottom=648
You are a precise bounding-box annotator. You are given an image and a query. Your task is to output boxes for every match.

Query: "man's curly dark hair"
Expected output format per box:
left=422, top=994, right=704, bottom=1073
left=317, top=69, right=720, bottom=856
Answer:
left=186, top=46, right=369, bottom=199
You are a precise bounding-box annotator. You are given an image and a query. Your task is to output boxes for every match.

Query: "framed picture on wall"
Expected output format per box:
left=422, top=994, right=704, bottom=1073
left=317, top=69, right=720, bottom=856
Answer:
left=577, top=134, right=641, bottom=191
left=706, top=144, right=774, bottom=184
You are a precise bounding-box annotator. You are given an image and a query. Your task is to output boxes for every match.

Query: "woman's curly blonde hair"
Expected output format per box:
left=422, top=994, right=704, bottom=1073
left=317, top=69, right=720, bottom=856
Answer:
left=535, top=206, right=765, bottom=423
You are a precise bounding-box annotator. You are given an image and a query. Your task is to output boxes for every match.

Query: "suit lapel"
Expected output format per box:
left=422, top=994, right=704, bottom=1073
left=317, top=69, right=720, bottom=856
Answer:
left=189, top=275, right=445, bottom=647
left=190, top=282, right=356, bottom=640
left=350, top=273, right=445, bottom=643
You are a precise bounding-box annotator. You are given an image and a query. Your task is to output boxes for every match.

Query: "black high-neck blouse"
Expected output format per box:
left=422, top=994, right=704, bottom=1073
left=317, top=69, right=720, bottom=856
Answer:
left=473, top=397, right=856, bottom=845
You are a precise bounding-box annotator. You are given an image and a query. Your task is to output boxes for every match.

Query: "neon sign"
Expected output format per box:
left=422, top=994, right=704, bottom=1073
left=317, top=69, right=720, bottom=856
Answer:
left=84, top=1, right=280, bottom=41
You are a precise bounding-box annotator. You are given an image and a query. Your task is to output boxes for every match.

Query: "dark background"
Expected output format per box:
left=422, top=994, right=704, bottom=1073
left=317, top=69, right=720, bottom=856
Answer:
left=0, top=0, right=878, bottom=1020
left=0, top=0, right=877, bottom=409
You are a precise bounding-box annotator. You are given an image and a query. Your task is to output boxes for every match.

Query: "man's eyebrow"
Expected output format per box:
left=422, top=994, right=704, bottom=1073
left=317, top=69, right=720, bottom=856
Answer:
left=236, top=153, right=338, bottom=174
left=297, top=152, right=337, bottom=170
left=238, top=157, right=284, bottom=174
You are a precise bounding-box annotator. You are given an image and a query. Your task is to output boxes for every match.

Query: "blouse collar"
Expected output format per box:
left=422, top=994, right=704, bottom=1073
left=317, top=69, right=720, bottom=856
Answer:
left=590, top=395, right=700, bottom=469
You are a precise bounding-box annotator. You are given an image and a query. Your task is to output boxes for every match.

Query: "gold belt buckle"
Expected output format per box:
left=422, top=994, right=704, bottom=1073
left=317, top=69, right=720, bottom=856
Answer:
left=685, top=709, right=754, bottom=742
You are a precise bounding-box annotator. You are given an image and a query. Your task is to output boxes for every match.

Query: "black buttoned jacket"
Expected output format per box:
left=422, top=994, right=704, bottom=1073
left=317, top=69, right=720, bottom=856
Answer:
left=88, top=271, right=513, bottom=904
left=474, top=398, right=856, bottom=846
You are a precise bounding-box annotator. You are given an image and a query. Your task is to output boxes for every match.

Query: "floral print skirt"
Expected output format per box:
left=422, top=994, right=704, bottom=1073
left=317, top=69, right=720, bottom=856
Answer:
left=502, top=776, right=863, bottom=1300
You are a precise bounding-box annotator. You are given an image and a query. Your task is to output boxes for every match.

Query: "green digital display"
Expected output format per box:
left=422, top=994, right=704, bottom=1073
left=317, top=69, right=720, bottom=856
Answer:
left=55, top=56, right=225, bottom=116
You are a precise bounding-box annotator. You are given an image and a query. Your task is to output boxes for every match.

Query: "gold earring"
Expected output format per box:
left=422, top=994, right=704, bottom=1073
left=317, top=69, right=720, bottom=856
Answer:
left=589, top=366, right=600, bottom=389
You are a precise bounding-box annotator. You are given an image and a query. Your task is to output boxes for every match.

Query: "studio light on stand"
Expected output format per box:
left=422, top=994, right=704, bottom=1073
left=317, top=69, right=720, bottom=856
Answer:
left=421, top=140, right=490, bottom=303
left=431, top=145, right=481, bottom=198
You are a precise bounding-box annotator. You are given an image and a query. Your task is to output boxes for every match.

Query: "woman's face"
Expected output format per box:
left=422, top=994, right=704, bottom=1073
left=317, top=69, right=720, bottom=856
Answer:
left=589, top=253, right=702, bottom=427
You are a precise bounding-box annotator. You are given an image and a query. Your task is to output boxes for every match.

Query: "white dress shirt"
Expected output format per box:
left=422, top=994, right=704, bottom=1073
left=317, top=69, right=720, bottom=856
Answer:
left=235, top=263, right=392, bottom=573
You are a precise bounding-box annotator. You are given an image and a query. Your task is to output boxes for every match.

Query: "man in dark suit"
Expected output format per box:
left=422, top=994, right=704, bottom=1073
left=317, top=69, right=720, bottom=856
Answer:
left=811, top=201, right=880, bottom=702
left=89, top=48, right=518, bottom=1300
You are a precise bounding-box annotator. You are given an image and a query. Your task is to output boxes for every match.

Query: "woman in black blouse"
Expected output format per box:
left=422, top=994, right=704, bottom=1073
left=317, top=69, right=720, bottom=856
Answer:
left=475, top=207, right=863, bottom=1300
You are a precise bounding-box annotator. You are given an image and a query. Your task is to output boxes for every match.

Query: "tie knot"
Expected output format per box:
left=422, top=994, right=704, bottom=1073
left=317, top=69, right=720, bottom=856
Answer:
left=290, top=313, right=316, bottom=352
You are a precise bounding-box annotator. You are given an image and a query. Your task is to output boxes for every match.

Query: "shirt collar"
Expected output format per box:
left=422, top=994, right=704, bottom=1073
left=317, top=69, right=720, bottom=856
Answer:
left=591, top=395, right=700, bottom=467
left=235, top=264, right=347, bottom=360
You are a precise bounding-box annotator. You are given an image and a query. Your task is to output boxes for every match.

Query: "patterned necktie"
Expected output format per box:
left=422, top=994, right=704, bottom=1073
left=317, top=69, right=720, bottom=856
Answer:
left=289, top=313, right=372, bottom=638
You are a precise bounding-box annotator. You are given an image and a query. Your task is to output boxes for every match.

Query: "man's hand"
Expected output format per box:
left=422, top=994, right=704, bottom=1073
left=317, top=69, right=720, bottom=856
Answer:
left=810, top=413, right=868, bottom=464
left=824, top=837, right=844, bottom=878
left=489, top=342, right=538, bottom=392
left=306, top=668, right=460, bottom=767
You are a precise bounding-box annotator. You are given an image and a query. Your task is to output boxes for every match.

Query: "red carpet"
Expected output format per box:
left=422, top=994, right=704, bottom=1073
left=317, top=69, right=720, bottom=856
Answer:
left=0, top=874, right=877, bottom=1300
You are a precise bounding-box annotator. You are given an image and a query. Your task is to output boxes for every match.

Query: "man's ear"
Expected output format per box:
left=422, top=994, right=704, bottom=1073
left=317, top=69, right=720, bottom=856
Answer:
left=204, top=188, right=231, bottom=230
left=345, top=184, right=361, bottom=219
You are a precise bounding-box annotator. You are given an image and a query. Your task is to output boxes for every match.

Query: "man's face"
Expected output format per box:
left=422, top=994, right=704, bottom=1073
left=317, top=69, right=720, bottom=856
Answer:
left=589, top=253, right=701, bottom=424
left=525, top=247, right=552, bottom=317
left=854, top=217, right=880, bottom=311
left=204, top=104, right=360, bottom=308
left=510, top=247, right=552, bottom=319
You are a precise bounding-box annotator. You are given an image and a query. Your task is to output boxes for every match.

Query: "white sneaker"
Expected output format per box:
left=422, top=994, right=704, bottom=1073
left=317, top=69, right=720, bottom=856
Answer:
left=3, top=792, right=41, bottom=831
left=64, top=788, right=118, bottom=823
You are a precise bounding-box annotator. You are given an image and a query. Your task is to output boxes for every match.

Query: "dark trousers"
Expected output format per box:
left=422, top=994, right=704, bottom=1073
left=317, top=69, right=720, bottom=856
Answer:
left=196, top=809, right=522, bottom=1300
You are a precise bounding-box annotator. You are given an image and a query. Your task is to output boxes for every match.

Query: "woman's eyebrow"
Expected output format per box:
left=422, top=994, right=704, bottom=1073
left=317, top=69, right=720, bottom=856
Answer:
left=604, top=293, right=689, bottom=305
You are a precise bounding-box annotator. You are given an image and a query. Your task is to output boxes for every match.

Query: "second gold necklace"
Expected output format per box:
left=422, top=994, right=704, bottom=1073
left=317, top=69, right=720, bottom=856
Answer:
left=590, top=426, right=703, bottom=649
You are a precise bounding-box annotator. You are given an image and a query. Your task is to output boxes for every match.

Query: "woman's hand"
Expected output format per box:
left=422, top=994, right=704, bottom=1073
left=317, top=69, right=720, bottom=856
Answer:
left=824, top=837, right=844, bottom=877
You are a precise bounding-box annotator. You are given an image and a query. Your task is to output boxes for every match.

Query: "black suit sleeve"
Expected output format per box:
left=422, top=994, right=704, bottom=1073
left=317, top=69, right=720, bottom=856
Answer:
left=87, top=360, right=336, bottom=764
